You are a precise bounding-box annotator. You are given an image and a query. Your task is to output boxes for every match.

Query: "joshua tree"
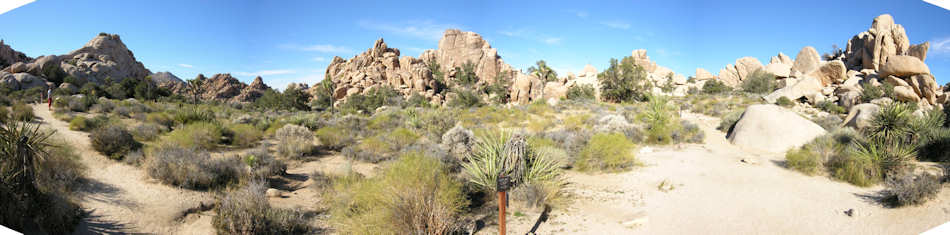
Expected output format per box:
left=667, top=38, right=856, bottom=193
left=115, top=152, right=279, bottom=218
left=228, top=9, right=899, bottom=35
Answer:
left=187, top=76, right=205, bottom=104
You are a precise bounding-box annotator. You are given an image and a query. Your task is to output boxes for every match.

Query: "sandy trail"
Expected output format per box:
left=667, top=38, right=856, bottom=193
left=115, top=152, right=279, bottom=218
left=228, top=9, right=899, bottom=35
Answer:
left=32, top=105, right=215, bottom=235
left=497, top=112, right=950, bottom=235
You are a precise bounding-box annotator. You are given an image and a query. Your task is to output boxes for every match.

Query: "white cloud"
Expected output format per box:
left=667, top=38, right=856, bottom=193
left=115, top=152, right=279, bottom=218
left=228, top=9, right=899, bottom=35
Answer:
left=932, top=37, right=950, bottom=55
left=177, top=63, right=194, bottom=68
left=235, top=69, right=296, bottom=77
left=358, top=20, right=461, bottom=41
left=543, top=37, right=562, bottom=45
left=600, top=20, right=631, bottom=30
left=312, top=57, right=327, bottom=62
left=575, top=10, right=589, bottom=18
left=499, top=29, right=562, bottom=45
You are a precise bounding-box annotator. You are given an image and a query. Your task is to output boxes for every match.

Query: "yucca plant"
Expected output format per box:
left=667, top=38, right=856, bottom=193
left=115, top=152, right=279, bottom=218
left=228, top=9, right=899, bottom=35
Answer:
left=462, top=131, right=563, bottom=194
left=867, top=102, right=913, bottom=144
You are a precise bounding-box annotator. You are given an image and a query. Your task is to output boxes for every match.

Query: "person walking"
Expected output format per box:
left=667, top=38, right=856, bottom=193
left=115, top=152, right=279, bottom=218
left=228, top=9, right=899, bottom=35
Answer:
left=47, top=87, right=52, bottom=110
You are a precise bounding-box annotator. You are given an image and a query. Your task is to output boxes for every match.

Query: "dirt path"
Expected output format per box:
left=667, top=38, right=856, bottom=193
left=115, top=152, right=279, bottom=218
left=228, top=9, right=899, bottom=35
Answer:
left=497, top=112, right=950, bottom=235
left=32, top=105, right=215, bottom=235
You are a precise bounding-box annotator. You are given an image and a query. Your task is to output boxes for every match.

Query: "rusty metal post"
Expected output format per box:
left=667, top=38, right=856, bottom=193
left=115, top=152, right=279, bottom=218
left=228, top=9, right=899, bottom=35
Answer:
left=497, top=175, right=510, bottom=235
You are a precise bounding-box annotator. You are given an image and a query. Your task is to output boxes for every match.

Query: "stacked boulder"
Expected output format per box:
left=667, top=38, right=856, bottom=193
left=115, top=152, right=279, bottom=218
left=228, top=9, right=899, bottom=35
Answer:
left=186, top=73, right=273, bottom=103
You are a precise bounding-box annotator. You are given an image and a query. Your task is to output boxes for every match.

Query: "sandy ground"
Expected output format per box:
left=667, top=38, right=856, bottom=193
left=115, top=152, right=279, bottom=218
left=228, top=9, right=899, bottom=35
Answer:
left=33, top=104, right=217, bottom=235
left=34, top=104, right=950, bottom=234
left=491, top=112, right=950, bottom=235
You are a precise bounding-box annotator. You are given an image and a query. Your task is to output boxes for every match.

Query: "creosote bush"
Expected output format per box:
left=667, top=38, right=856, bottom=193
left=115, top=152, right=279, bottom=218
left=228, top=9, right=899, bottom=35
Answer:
left=275, top=124, right=314, bottom=159
left=328, top=152, right=467, bottom=234
left=884, top=172, right=942, bottom=207
left=90, top=124, right=142, bottom=160
left=776, top=96, right=794, bottom=107
left=314, top=126, right=354, bottom=150
left=576, top=132, right=637, bottom=172
left=702, top=79, right=732, bottom=94
left=741, top=69, right=777, bottom=94
left=165, top=122, right=223, bottom=150
left=227, top=123, right=263, bottom=148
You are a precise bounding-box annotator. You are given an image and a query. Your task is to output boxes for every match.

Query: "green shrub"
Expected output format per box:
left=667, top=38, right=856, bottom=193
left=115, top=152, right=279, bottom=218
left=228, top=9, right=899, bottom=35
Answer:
left=68, top=115, right=108, bottom=132
left=577, top=133, right=637, bottom=172
left=0, top=105, right=8, bottom=124
left=213, top=181, right=309, bottom=234
left=145, top=145, right=243, bottom=189
left=741, top=69, right=777, bottom=94
left=884, top=172, right=943, bottom=207
left=672, top=120, right=705, bottom=144
left=339, top=85, right=402, bottom=114
left=11, top=102, right=33, bottom=122
left=567, top=84, right=596, bottom=101
left=146, top=112, right=174, bottom=128
left=448, top=88, right=483, bottom=108
left=328, top=152, right=467, bottom=234
left=243, top=149, right=286, bottom=179
left=642, top=95, right=674, bottom=144
left=90, top=125, right=142, bottom=160
left=314, top=126, right=354, bottom=150
left=130, top=122, right=166, bottom=141
left=702, top=79, right=732, bottom=94
left=717, top=109, right=744, bottom=133
left=165, top=122, right=223, bottom=150
left=463, top=132, right=564, bottom=195
left=227, top=124, right=263, bottom=148
left=786, top=148, right=823, bottom=175
left=776, top=96, right=794, bottom=107
left=174, top=108, right=214, bottom=125
left=831, top=139, right=915, bottom=187
left=860, top=82, right=894, bottom=103
left=275, top=124, right=314, bottom=159
left=599, top=57, right=651, bottom=103
left=816, top=101, right=846, bottom=114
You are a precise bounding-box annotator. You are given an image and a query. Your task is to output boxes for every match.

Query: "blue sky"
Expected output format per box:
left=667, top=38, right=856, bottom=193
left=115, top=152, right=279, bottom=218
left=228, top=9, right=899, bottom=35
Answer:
left=1, top=0, right=949, bottom=90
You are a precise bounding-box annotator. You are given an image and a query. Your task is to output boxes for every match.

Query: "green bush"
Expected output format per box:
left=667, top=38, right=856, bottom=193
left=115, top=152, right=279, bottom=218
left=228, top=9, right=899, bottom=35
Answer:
left=174, top=108, right=214, bottom=125
left=448, top=88, right=484, bottom=108
left=831, top=139, right=915, bottom=187
left=314, top=126, right=354, bottom=150
left=146, top=112, right=174, bottom=128
left=328, top=152, right=467, bottom=234
left=0, top=105, right=8, bottom=124
left=227, top=124, right=263, bottom=148
left=642, top=95, right=674, bottom=144
left=145, top=145, right=243, bottom=189
left=242, top=149, right=286, bottom=179
left=717, top=109, right=744, bottom=133
left=816, top=101, right=846, bottom=114
left=577, top=133, right=637, bottom=172
left=702, top=79, right=732, bottom=94
left=339, top=85, right=402, bottom=114
left=599, top=57, right=651, bottom=103
left=860, top=82, right=894, bottom=103
left=90, top=125, right=142, bottom=160
left=567, top=84, right=596, bottom=101
left=786, top=148, right=823, bottom=175
left=165, top=122, right=223, bottom=150
left=741, top=69, right=777, bottom=94
left=213, top=181, right=309, bottom=234
left=463, top=132, right=564, bottom=195
left=776, top=96, right=794, bottom=107
left=68, top=115, right=108, bottom=132
left=130, top=122, right=166, bottom=141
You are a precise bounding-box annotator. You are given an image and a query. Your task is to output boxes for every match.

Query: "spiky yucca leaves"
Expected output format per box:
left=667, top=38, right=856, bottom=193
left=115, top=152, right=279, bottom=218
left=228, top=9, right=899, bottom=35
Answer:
left=462, top=131, right=563, bottom=194
left=0, top=122, right=54, bottom=196
left=867, top=102, right=914, bottom=144
left=834, top=137, right=917, bottom=187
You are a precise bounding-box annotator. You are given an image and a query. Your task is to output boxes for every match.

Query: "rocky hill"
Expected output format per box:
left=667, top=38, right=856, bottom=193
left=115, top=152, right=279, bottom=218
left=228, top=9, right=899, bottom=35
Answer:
left=185, top=73, right=272, bottom=103
left=0, top=40, right=31, bottom=69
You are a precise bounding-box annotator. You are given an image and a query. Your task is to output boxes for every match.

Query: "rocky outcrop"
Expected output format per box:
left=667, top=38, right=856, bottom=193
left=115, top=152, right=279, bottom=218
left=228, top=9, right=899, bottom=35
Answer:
left=185, top=73, right=269, bottom=102
left=735, top=57, right=764, bottom=81
left=233, top=76, right=272, bottom=102
left=727, top=104, right=827, bottom=153
left=0, top=40, right=32, bottom=70
left=0, top=72, right=50, bottom=91
left=790, top=46, right=820, bottom=78
left=5, top=33, right=151, bottom=87
left=879, top=55, right=930, bottom=79
left=812, top=60, right=847, bottom=86
left=565, top=64, right=600, bottom=99
left=842, top=103, right=880, bottom=129
left=764, top=76, right=823, bottom=103
left=695, top=68, right=715, bottom=80
left=908, top=42, right=929, bottom=62
left=421, top=29, right=518, bottom=84
left=151, top=71, right=185, bottom=93
left=510, top=73, right=543, bottom=104
left=844, top=14, right=911, bottom=71
left=325, top=38, right=443, bottom=104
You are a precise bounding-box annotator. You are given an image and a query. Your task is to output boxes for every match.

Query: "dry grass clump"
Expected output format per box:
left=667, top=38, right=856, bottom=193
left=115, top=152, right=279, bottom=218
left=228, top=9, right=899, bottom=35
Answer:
left=144, top=145, right=243, bottom=189
left=164, top=122, right=223, bottom=150
left=275, top=124, right=314, bottom=159
left=343, top=127, right=420, bottom=163
left=212, top=181, right=310, bottom=234
left=314, top=126, right=354, bottom=150
left=327, top=152, right=468, bottom=234
left=884, top=171, right=943, bottom=207
left=576, top=132, right=638, bottom=172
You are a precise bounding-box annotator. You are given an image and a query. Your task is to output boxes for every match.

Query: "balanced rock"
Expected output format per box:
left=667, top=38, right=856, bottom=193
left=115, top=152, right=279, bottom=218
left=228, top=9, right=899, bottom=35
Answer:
left=727, top=104, right=827, bottom=153
left=790, top=46, right=821, bottom=77
left=811, top=60, right=847, bottom=86
left=695, top=68, right=715, bottom=80
left=764, top=76, right=823, bottom=103
left=845, top=14, right=911, bottom=70
left=879, top=55, right=930, bottom=79
left=735, top=57, right=764, bottom=80
left=765, top=63, right=791, bottom=78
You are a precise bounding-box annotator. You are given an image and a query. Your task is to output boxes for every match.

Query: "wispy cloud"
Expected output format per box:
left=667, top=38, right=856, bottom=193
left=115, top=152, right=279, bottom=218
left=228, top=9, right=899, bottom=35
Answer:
left=574, top=10, right=588, bottom=18
left=235, top=69, right=296, bottom=77
left=600, top=20, right=631, bottom=30
left=177, top=63, right=194, bottom=68
left=932, top=37, right=950, bottom=55
left=499, top=29, right=563, bottom=45
left=312, top=57, right=327, bottom=62
left=358, top=20, right=460, bottom=41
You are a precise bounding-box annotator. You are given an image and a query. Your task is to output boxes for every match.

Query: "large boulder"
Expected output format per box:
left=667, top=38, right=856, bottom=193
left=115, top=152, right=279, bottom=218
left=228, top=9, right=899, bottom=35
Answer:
left=765, top=63, right=791, bottom=78
left=908, top=74, right=938, bottom=105
left=908, top=42, right=929, bottom=62
left=845, top=14, right=911, bottom=71
left=811, top=60, right=847, bottom=86
left=790, top=46, right=820, bottom=77
left=543, top=81, right=569, bottom=100
left=769, top=52, right=793, bottom=65
left=424, top=29, right=518, bottom=84
left=510, top=73, right=542, bottom=104
left=233, top=76, right=272, bottom=102
left=879, top=55, right=930, bottom=79
left=12, top=73, right=49, bottom=91
left=0, top=40, right=32, bottom=69
left=695, top=68, right=715, bottom=80
left=735, top=57, right=764, bottom=80
left=630, top=49, right=658, bottom=73
left=893, top=85, right=920, bottom=103
left=727, top=104, right=827, bottom=153
left=718, top=64, right=741, bottom=87
left=842, top=103, right=880, bottom=130
left=59, top=33, right=151, bottom=84
left=763, top=76, right=823, bottom=103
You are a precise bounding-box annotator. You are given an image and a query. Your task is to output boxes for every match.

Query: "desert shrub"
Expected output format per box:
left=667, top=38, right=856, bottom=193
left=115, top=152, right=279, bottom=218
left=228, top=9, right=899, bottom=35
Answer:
left=90, top=124, right=142, bottom=160
left=228, top=124, right=263, bottom=148
left=816, top=101, right=846, bottom=114
left=576, top=132, right=637, bottom=172
left=174, top=108, right=214, bottom=125
left=543, top=129, right=591, bottom=158
left=567, top=84, right=596, bottom=101
left=672, top=120, right=705, bottom=144
left=68, top=115, right=108, bottom=132
left=831, top=139, right=915, bottom=187
left=741, top=69, right=777, bottom=94
left=89, top=99, right=115, bottom=113
left=884, top=171, right=943, bottom=206
left=146, top=112, right=174, bottom=128
left=11, top=102, right=33, bottom=122
left=641, top=95, right=675, bottom=144
left=406, top=92, right=431, bottom=108
left=702, top=79, right=732, bottom=94
left=345, top=128, right=420, bottom=163
left=329, top=152, right=467, bottom=234
left=339, top=85, right=402, bottom=114
left=448, top=88, right=484, bottom=108
left=717, top=109, right=744, bottom=133
left=463, top=132, right=564, bottom=196
left=314, top=126, right=354, bottom=150
left=145, top=145, right=243, bottom=189
left=860, top=82, right=894, bottom=103
left=599, top=57, right=651, bottom=103
left=275, top=124, right=314, bottom=159
left=130, top=122, right=166, bottom=141
left=917, top=128, right=950, bottom=162
left=68, top=116, right=88, bottom=131
left=776, top=96, right=794, bottom=107
left=813, top=115, right=844, bottom=132
left=0, top=123, right=84, bottom=234
left=786, top=148, right=823, bottom=175
left=212, top=181, right=310, bottom=234
left=243, top=148, right=286, bottom=180
left=165, top=122, right=223, bottom=150
left=0, top=105, right=8, bottom=124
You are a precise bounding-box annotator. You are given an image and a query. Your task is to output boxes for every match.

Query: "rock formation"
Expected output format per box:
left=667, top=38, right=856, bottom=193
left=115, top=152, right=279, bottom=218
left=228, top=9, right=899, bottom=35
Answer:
left=844, top=14, right=911, bottom=71
left=0, top=40, right=31, bottom=69
left=727, top=104, right=827, bottom=153
left=186, top=73, right=272, bottom=103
